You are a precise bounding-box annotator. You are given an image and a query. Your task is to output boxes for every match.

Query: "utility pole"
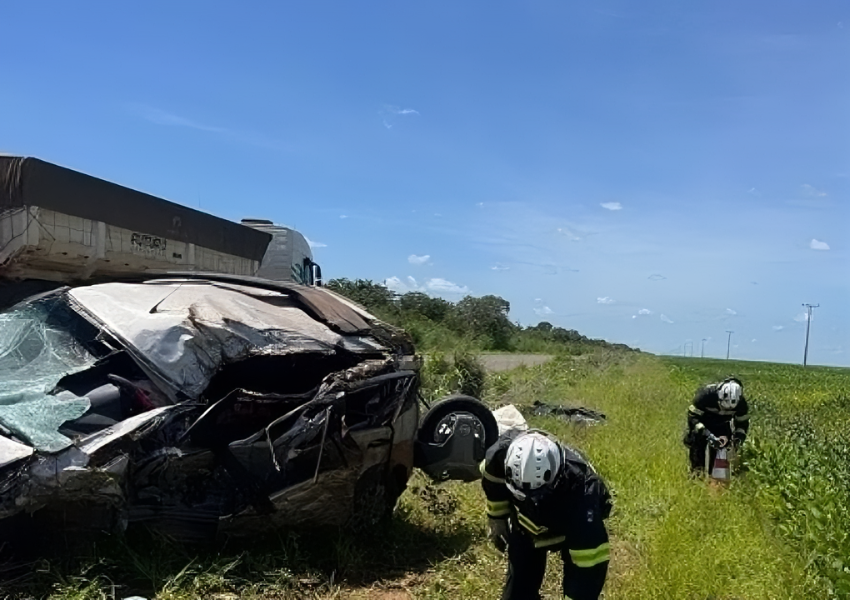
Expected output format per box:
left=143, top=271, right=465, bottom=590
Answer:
left=701, top=338, right=707, bottom=358
left=802, top=303, right=819, bottom=367
left=726, top=331, right=733, bottom=360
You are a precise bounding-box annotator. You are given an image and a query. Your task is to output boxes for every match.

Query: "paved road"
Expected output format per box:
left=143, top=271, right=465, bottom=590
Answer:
left=477, top=354, right=554, bottom=372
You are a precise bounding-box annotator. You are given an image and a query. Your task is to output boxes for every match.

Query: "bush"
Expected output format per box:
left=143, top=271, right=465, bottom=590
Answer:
left=420, top=350, right=486, bottom=401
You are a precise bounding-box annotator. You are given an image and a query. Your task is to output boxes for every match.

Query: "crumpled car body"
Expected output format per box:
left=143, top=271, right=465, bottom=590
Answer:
left=0, top=274, right=427, bottom=545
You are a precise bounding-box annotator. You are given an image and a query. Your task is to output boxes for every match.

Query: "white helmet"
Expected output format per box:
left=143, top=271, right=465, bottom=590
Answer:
left=504, top=432, right=562, bottom=497
left=718, top=379, right=742, bottom=410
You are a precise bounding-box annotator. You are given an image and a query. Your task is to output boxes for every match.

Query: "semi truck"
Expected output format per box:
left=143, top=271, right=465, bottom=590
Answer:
left=0, top=156, right=322, bottom=291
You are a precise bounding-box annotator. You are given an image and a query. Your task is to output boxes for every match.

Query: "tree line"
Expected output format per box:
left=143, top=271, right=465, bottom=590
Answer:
left=325, top=278, right=635, bottom=354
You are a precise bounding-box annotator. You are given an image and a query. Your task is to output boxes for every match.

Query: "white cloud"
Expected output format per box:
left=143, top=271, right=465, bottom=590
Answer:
left=340, top=215, right=349, bottom=219
left=305, top=237, right=327, bottom=249
left=385, top=276, right=470, bottom=295
left=631, top=315, right=637, bottom=319
left=408, top=254, right=430, bottom=265
left=381, top=105, right=420, bottom=129
left=660, top=314, right=674, bottom=324
left=726, top=308, right=737, bottom=315
left=534, top=306, right=554, bottom=316
left=491, top=263, right=510, bottom=271
left=476, top=202, right=485, bottom=208
left=801, top=184, right=827, bottom=197
left=597, top=297, right=615, bottom=304
left=384, top=276, right=423, bottom=294
left=129, top=104, right=283, bottom=149
left=793, top=312, right=811, bottom=323
left=600, top=202, right=622, bottom=211
left=426, top=278, right=469, bottom=294
left=773, top=325, right=785, bottom=331
left=557, top=227, right=582, bottom=241
left=638, top=308, right=652, bottom=315
left=810, top=239, right=830, bottom=251
left=130, top=104, right=223, bottom=133
left=751, top=339, right=757, bottom=343
left=648, top=274, right=666, bottom=281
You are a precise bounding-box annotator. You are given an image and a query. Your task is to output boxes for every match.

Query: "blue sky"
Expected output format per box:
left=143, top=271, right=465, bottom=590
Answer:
left=1, top=1, right=847, bottom=365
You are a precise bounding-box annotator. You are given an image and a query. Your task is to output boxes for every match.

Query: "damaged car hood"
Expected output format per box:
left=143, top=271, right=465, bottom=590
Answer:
left=69, top=280, right=387, bottom=401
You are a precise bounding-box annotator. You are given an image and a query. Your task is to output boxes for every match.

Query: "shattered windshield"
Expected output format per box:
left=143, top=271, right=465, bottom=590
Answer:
left=0, top=293, right=98, bottom=452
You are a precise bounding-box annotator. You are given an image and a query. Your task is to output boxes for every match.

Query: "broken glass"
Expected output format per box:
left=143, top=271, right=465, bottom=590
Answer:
left=0, top=295, right=96, bottom=452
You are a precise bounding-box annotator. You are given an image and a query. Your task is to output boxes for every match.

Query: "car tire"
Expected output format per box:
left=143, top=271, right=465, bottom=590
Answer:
left=417, top=394, right=499, bottom=449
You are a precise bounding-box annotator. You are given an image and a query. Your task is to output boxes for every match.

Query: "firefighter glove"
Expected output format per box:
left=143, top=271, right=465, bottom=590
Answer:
left=488, top=517, right=509, bottom=553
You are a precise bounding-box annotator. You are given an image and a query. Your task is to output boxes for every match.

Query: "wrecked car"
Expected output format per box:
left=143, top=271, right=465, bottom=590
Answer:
left=0, top=273, right=497, bottom=547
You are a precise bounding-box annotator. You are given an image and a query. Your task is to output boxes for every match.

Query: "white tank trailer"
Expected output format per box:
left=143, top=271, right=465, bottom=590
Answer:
left=0, top=156, right=321, bottom=289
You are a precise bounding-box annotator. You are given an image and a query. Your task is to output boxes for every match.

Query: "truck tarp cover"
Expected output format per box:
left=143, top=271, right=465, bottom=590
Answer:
left=0, top=156, right=271, bottom=261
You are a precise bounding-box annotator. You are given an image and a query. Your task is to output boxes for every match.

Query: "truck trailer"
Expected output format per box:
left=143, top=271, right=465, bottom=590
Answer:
left=0, top=156, right=321, bottom=292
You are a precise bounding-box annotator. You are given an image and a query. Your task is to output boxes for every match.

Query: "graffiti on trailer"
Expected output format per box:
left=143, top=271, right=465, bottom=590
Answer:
left=131, top=232, right=167, bottom=257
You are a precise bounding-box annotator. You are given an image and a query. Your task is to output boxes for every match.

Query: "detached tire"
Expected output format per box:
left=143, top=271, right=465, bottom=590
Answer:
left=417, top=395, right=499, bottom=450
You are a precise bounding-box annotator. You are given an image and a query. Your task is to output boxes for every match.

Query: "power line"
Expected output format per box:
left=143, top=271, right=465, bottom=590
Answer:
left=802, top=303, right=820, bottom=367
left=726, top=331, right=734, bottom=360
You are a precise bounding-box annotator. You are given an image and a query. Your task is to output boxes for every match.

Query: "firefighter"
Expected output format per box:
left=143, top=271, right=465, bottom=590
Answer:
left=684, top=377, right=750, bottom=473
left=482, top=430, right=611, bottom=600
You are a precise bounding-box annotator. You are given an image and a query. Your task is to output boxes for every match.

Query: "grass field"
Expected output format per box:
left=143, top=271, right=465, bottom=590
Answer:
left=6, top=351, right=850, bottom=599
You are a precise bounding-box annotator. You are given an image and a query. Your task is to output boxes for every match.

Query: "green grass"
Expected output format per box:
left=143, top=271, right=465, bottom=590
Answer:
left=5, top=352, right=849, bottom=599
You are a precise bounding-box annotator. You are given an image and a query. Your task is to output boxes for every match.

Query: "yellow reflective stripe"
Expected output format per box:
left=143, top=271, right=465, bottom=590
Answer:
left=569, top=542, right=610, bottom=568
left=533, top=535, right=565, bottom=548
left=688, top=404, right=704, bottom=416
left=694, top=422, right=706, bottom=431
left=734, top=414, right=750, bottom=421
left=516, top=511, right=548, bottom=535
left=487, top=500, right=511, bottom=517
left=480, top=460, right=505, bottom=484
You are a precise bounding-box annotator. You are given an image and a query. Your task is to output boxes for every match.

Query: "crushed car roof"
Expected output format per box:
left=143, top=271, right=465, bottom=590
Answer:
left=70, top=280, right=387, bottom=401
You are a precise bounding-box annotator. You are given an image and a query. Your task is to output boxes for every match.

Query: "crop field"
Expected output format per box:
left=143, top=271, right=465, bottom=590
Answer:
left=4, top=351, right=849, bottom=600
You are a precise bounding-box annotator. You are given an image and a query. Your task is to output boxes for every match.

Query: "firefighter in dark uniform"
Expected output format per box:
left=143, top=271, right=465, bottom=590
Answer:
left=481, top=431, right=612, bottom=600
left=684, top=377, right=750, bottom=473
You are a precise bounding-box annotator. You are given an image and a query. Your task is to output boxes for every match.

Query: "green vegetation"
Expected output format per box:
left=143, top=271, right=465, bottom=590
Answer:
left=664, top=357, right=850, bottom=597
left=326, top=278, right=633, bottom=354
left=5, top=284, right=849, bottom=599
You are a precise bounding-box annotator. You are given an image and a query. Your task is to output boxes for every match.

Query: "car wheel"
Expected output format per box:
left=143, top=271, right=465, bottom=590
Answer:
left=418, top=395, right=498, bottom=447
left=415, top=395, right=499, bottom=481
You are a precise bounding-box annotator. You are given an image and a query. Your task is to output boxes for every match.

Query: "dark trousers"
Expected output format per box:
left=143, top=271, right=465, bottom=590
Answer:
left=501, top=529, right=608, bottom=600
left=688, top=437, right=713, bottom=472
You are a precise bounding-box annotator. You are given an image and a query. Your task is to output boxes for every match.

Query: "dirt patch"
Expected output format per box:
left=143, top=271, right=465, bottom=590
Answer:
left=343, top=580, right=418, bottom=600
left=365, top=592, right=411, bottom=600
left=477, top=354, right=553, bottom=372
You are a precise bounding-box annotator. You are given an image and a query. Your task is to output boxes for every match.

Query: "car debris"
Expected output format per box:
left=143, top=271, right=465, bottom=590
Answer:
left=492, top=404, right=529, bottom=439
left=529, top=401, right=607, bottom=425
left=0, top=274, right=498, bottom=550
